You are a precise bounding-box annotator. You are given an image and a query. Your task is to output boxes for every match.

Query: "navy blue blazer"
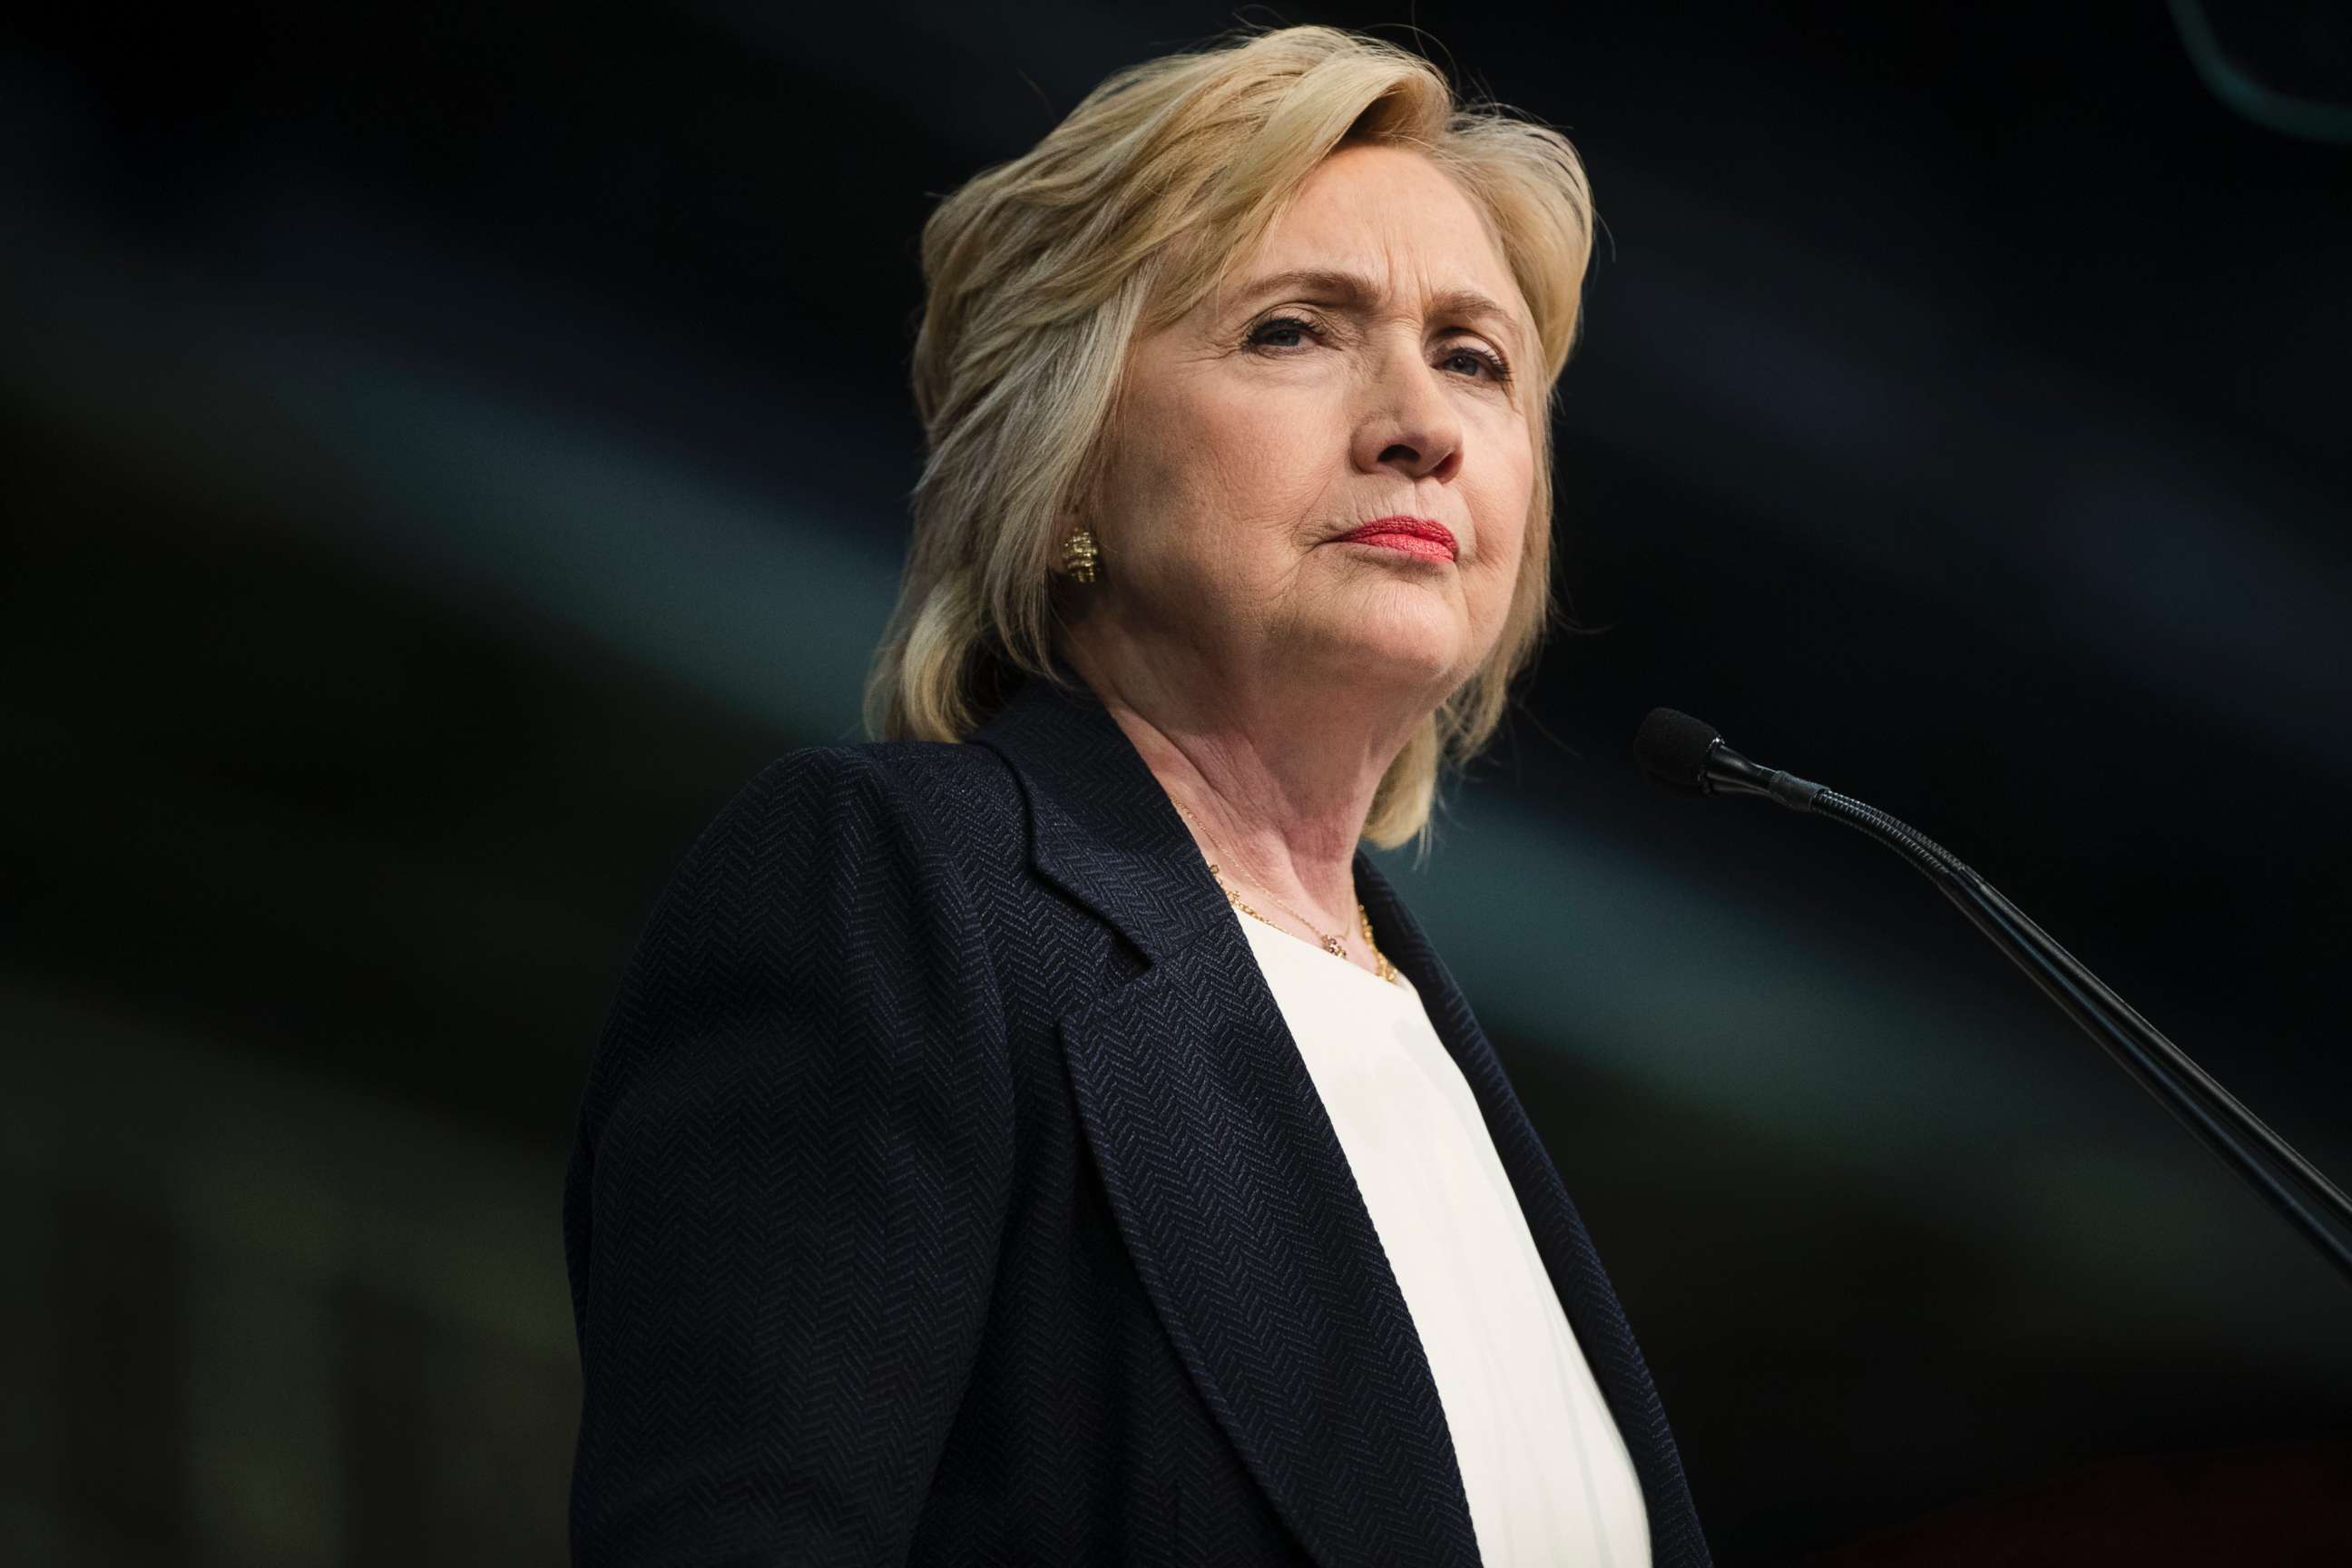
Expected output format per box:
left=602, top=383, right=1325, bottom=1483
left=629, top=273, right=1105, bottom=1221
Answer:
left=563, top=668, right=1711, bottom=1565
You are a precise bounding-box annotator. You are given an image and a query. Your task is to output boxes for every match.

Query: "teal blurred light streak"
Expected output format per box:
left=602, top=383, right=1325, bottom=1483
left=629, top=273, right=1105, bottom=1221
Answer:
left=2168, top=0, right=2352, bottom=145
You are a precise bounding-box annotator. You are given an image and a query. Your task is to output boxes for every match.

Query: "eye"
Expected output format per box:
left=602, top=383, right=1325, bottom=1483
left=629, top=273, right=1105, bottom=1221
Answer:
left=1441, top=339, right=1514, bottom=387
left=1244, top=314, right=1321, bottom=352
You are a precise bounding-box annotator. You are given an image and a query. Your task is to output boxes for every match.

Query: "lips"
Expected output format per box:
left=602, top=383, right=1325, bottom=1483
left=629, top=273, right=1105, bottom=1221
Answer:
left=1335, top=516, right=1458, bottom=562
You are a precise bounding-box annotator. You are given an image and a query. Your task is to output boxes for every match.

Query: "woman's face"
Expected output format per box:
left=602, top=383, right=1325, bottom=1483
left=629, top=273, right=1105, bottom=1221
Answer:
left=1079, top=142, right=1538, bottom=711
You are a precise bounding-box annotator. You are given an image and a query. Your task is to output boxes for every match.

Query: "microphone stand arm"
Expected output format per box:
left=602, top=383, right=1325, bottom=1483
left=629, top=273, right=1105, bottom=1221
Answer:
left=1706, top=751, right=2352, bottom=1289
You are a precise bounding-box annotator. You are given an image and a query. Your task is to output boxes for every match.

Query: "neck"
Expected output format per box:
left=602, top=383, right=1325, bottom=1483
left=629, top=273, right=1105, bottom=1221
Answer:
left=1060, top=634, right=1426, bottom=956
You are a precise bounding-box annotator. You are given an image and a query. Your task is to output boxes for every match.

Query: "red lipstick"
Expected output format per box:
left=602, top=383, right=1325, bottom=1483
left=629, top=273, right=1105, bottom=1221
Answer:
left=1335, top=516, right=1458, bottom=563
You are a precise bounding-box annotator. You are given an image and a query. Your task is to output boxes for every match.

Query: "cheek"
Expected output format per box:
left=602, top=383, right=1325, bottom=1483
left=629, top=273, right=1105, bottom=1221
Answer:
left=1472, top=434, right=1537, bottom=591
left=1110, top=386, right=1329, bottom=601
left=1190, top=387, right=1332, bottom=513
left=1134, top=388, right=1337, bottom=582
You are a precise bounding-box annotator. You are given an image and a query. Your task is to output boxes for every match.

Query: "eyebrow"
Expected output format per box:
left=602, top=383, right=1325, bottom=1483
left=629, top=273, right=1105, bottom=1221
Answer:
left=1224, top=267, right=1531, bottom=357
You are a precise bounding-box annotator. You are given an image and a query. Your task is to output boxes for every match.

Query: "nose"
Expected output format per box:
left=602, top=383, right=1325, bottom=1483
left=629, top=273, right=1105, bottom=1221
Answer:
left=1352, top=336, right=1465, bottom=484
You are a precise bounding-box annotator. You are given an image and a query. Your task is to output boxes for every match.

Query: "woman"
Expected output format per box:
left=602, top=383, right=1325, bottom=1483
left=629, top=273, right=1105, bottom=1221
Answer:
left=564, top=24, right=1711, bottom=1567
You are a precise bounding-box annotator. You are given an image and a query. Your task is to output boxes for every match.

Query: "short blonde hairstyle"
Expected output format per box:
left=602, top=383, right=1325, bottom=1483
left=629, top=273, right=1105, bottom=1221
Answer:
left=864, top=23, right=1596, bottom=848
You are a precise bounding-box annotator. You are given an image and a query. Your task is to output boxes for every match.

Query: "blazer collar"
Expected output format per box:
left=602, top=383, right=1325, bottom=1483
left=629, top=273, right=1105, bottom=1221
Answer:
left=971, top=664, right=1234, bottom=967
left=970, top=663, right=1416, bottom=971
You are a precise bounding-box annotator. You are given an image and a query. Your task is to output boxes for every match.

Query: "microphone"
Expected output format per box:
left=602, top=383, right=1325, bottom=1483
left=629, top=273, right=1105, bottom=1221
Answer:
left=1635, top=706, right=2352, bottom=1289
left=1635, top=708, right=1826, bottom=811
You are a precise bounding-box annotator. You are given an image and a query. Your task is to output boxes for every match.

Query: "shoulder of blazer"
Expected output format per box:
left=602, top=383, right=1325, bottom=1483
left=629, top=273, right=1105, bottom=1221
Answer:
left=569, top=742, right=1025, bottom=1273
left=701, top=737, right=1027, bottom=896
left=606, top=738, right=1020, bottom=1024
left=716, top=738, right=1038, bottom=996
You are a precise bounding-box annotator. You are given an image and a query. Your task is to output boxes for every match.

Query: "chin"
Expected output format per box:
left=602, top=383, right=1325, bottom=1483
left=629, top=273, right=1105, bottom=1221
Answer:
left=1325, top=610, right=1465, bottom=691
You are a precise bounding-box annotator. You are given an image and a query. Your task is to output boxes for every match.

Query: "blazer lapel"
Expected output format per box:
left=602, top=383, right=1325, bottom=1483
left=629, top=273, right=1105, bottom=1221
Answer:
left=975, top=672, right=1483, bottom=1568
left=1355, top=851, right=1710, bottom=1565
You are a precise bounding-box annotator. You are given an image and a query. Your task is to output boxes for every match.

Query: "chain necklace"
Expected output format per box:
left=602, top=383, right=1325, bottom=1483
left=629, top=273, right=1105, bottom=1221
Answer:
left=1175, top=801, right=1397, bottom=983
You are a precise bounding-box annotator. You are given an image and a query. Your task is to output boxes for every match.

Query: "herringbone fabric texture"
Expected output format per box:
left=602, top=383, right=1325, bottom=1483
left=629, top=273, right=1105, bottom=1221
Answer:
left=563, top=670, right=1712, bottom=1566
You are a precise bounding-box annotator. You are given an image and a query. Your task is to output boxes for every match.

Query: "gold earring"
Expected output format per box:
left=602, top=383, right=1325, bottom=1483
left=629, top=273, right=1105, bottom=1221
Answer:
left=1061, top=527, right=1100, bottom=583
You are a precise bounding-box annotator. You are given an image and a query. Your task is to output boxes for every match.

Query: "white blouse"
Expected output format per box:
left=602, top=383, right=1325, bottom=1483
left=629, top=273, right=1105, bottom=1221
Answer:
left=1235, top=910, right=1651, bottom=1568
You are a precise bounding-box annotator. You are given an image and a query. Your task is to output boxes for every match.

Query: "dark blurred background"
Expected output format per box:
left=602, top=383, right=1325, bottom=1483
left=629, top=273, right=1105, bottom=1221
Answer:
left=4, top=2, right=2348, bottom=1563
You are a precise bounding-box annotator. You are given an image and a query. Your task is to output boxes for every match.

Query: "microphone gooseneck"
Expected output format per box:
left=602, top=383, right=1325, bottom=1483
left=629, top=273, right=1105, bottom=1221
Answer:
left=1635, top=706, right=2352, bottom=1289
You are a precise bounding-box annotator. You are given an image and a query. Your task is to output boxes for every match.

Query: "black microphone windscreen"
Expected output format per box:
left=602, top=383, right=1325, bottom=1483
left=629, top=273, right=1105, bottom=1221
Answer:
left=1633, top=708, right=1721, bottom=793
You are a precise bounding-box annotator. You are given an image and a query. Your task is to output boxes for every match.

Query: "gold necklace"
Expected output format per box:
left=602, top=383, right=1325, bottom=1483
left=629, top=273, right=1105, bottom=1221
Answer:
left=1176, top=801, right=1397, bottom=983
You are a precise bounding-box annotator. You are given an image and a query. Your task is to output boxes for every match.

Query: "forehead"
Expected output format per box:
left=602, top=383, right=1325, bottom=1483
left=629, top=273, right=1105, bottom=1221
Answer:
left=1212, top=142, right=1531, bottom=342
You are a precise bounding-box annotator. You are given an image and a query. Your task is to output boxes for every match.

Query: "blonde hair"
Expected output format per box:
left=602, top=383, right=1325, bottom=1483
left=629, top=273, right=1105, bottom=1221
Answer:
left=864, top=23, right=1596, bottom=849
